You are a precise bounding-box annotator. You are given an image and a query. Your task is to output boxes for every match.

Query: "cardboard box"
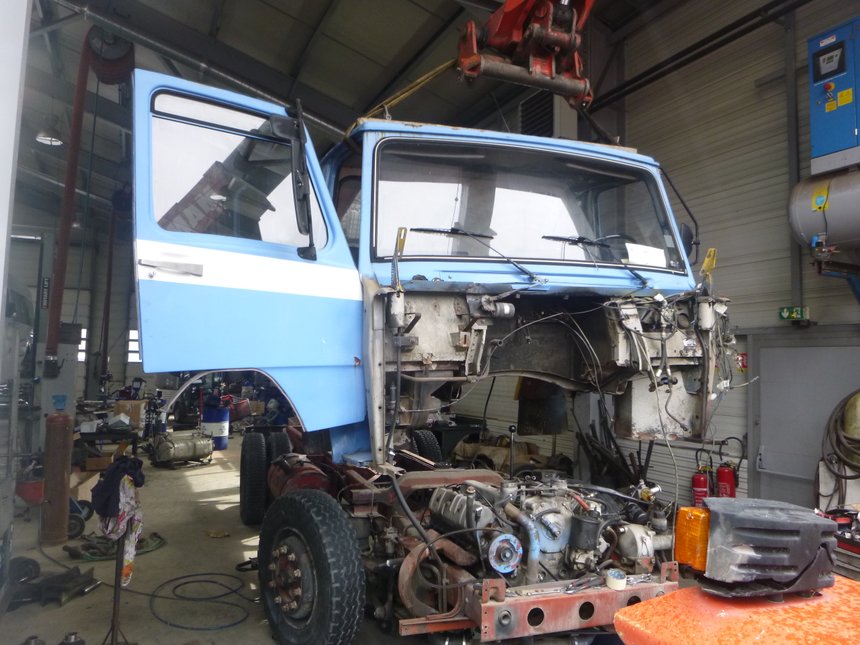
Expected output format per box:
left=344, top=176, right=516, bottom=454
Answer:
left=113, top=400, right=147, bottom=428
left=85, top=455, right=113, bottom=471
left=70, top=468, right=99, bottom=500
left=249, top=400, right=266, bottom=416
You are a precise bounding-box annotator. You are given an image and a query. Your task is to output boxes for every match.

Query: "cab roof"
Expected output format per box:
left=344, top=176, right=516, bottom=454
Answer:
left=347, top=117, right=658, bottom=168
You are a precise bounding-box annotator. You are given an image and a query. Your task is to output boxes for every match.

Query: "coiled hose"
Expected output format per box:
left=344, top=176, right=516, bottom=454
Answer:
left=820, top=390, right=860, bottom=508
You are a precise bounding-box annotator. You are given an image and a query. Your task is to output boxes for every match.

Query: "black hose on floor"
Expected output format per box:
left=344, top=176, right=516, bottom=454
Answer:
left=148, top=572, right=255, bottom=631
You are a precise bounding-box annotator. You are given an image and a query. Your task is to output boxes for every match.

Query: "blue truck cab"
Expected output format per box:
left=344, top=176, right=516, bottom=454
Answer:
left=129, top=70, right=846, bottom=645
left=132, top=69, right=730, bottom=464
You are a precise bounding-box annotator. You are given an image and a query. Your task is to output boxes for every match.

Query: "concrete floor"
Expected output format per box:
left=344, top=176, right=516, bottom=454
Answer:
left=4, top=433, right=412, bottom=644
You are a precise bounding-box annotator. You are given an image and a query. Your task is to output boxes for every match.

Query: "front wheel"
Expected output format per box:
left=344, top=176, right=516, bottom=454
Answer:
left=258, top=489, right=364, bottom=645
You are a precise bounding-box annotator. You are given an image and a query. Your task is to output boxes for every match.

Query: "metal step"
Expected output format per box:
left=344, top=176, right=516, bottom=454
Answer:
left=835, top=546, right=860, bottom=581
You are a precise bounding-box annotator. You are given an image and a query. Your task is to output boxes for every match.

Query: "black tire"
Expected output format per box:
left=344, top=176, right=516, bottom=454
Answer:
left=412, top=429, right=443, bottom=463
left=68, top=513, right=86, bottom=540
left=77, top=499, right=94, bottom=521
left=258, top=490, right=364, bottom=645
left=267, top=432, right=293, bottom=465
left=473, top=455, right=495, bottom=471
left=9, top=557, right=40, bottom=582
left=240, top=432, right=268, bottom=526
left=513, top=463, right=542, bottom=480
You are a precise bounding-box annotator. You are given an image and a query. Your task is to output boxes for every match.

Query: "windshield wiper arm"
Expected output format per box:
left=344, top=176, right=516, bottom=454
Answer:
left=410, top=227, right=545, bottom=283
left=541, top=235, right=609, bottom=248
left=542, top=235, right=648, bottom=289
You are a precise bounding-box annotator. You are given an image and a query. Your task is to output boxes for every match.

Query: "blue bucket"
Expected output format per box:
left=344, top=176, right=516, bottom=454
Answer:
left=202, top=407, right=230, bottom=450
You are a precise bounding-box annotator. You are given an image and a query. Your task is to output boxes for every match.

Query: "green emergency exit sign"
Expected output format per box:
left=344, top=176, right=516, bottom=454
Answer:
left=778, top=306, right=809, bottom=321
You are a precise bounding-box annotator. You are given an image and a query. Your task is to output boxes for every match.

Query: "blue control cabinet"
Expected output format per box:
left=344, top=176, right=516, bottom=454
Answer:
left=808, top=17, right=860, bottom=175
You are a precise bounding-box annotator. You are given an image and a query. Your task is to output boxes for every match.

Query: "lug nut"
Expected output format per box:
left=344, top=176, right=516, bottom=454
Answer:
left=268, top=563, right=277, bottom=571
left=293, top=569, right=302, bottom=579
left=273, top=596, right=283, bottom=605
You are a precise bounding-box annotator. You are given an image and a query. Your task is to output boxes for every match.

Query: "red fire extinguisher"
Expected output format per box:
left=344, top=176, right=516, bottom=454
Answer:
left=716, top=462, right=736, bottom=497
left=693, top=449, right=713, bottom=507
left=717, top=437, right=745, bottom=498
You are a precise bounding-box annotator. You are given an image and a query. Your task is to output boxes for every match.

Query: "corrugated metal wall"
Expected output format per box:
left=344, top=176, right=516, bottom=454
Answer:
left=615, top=0, right=860, bottom=502
left=623, top=0, right=860, bottom=329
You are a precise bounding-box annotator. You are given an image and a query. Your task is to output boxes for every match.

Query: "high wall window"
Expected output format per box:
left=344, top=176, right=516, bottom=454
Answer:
left=128, top=329, right=141, bottom=363
left=77, top=328, right=87, bottom=362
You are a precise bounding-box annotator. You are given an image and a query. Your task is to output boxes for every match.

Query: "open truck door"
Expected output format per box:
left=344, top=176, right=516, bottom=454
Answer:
left=132, top=70, right=364, bottom=431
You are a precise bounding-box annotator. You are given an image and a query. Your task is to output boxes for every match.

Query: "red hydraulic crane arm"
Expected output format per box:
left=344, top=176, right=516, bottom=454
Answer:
left=458, top=0, right=596, bottom=107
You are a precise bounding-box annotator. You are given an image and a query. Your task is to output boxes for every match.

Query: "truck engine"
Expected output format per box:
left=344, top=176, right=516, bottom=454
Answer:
left=426, top=477, right=673, bottom=582
left=328, top=466, right=683, bottom=642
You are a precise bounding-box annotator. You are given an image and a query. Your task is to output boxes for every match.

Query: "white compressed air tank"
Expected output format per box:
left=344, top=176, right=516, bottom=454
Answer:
left=789, top=169, right=860, bottom=250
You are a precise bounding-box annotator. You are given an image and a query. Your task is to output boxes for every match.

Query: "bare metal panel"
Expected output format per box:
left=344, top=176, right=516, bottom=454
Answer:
left=758, top=345, right=860, bottom=504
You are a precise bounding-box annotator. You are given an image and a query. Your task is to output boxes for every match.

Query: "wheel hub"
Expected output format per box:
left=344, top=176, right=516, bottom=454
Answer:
left=269, top=535, right=315, bottom=619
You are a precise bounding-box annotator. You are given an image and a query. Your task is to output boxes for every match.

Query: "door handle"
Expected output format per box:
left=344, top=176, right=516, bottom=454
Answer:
left=138, top=259, right=204, bottom=277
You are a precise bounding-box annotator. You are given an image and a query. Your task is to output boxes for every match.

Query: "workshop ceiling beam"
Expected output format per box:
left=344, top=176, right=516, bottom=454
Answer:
left=364, top=6, right=465, bottom=113
left=288, top=0, right=340, bottom=97
left=55, top=0, right=356, bottom=133
left=31, top=140, right=130, bottom=185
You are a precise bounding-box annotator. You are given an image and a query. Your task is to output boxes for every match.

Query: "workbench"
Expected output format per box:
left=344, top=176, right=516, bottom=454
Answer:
left=78, top=428, right=140, bottom=458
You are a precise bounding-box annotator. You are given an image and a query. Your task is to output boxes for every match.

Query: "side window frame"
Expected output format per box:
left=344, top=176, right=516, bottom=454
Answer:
left=147, top=92, right=328, bottom=252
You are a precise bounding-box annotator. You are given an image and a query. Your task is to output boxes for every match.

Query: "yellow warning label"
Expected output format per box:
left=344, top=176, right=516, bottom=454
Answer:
left=825, top=100, right=837, bottom=112
left=812, top=183, right=830, bottom=211
left=838, top=88, right=853, bottom=106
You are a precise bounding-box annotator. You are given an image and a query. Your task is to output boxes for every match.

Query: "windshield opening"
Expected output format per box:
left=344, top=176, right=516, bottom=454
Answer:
left=373, top=139, right=683, bottom=271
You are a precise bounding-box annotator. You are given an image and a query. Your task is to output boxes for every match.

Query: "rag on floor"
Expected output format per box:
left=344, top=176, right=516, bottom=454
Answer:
left=91, top=456, right=145, bottom=586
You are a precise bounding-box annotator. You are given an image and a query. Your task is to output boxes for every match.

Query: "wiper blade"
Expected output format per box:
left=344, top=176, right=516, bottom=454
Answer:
left=411, top=226, right=494, bottom=240
left=542, top=235, right=648, bottom=289
left=542, top=235, right=609, bottom=248
left=410, top=227, right=545, bottom=283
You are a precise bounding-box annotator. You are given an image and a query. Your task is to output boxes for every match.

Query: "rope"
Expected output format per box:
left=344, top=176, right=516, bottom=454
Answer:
left=347, top=58, right=456, bottom=136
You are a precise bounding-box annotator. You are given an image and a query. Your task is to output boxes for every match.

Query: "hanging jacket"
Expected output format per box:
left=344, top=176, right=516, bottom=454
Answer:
left=91, top=455, right=145, bottom=519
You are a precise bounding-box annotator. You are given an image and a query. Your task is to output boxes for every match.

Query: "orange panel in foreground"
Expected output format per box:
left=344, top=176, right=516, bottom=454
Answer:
left=614, top=575, right=860, bottom=645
